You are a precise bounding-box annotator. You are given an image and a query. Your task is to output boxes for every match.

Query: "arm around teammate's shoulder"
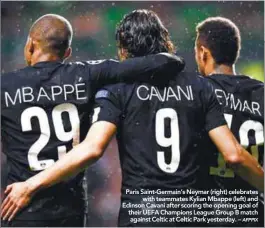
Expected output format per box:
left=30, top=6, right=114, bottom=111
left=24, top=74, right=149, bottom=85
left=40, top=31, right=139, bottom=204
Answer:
left=87, top=53, right=185, bottom=87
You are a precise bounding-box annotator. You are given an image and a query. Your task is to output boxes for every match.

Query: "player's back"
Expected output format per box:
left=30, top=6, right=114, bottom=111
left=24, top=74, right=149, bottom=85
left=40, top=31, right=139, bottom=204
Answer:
left=93, top=71, right=226, bottom=226
left=96, top=71, right=225, bottom=193
left=206, top=74, right=264, bottom=190
left=201, top=74, right=264, bottom=227
left=93, top=67, right=229, bottom=227
left=1, top=61, right=96, bottom=219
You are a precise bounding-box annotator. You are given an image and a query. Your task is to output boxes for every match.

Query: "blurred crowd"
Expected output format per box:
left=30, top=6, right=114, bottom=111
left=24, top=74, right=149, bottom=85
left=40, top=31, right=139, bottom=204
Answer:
left=1, top=1, right=264, bottom=226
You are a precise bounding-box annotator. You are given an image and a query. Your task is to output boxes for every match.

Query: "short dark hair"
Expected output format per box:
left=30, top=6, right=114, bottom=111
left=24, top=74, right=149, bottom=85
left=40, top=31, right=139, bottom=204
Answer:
left=116, top=9, right=175, bottom=57
left=196, top=17, right=241, bottom=65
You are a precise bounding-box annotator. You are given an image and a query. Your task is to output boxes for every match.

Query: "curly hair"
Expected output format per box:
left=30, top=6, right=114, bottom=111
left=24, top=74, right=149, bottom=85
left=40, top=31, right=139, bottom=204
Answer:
left=116, top=9, right=175, bottom=58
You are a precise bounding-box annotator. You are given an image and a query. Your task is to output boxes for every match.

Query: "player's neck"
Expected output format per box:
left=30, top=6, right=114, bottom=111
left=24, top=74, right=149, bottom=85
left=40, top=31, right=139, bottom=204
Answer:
left=31, top=52, right=63, bottom=66
left=211, top=64, right=236, bottom=76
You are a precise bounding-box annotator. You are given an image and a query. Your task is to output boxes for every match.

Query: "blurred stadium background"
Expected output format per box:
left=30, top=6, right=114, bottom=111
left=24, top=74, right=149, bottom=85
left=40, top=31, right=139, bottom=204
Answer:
left=1, top=1, right=264, bottom=226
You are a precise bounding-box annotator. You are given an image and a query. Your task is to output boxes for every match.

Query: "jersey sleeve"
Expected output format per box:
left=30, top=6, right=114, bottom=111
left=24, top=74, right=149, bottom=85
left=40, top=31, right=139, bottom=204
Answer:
left=85, top=53, right=185, bottom=87
left=203, top=80, right=227, bottom=132
left=91, top=86, right=123, bottom=126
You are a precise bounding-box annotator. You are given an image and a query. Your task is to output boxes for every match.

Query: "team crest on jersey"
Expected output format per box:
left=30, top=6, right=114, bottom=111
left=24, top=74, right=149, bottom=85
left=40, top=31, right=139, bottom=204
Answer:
left=95, top=90, right=110, bottom=99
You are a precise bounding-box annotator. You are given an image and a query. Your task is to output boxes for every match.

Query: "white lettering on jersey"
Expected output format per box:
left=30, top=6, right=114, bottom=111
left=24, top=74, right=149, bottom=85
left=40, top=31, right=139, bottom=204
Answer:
left=215, top=89, right=261, bottom=116
left=51, top=85, right=63, bottom=101
left=136, top=85, right=193, bottom=102
left=75, top=83, right=86, bottom=100
left=4, top=83, right=87, bottom=107
left=22, top=87, right=34, bottom=102
left=5, top=89, right=22, bottom=107
left=37, top=87, right=51, bottom=102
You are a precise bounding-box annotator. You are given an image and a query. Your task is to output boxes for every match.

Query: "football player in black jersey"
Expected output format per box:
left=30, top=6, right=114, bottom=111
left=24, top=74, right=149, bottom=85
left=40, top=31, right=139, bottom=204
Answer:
left=0, top=13, right=184, bottom=227
left=2, top=10, right=264, bottom=227
left=194, top=17, right=264, bottom=227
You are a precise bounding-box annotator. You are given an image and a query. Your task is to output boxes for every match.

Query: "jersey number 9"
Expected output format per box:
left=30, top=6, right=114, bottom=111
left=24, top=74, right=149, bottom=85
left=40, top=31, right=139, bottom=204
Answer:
left=155, top=108, right=180, bottom=173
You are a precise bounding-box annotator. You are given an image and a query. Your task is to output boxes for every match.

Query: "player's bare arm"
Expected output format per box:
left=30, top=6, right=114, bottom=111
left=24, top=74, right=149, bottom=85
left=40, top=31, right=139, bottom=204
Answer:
left=209, top=125, right=264, bottom=191
left=1, top=121, right=116, bottom=221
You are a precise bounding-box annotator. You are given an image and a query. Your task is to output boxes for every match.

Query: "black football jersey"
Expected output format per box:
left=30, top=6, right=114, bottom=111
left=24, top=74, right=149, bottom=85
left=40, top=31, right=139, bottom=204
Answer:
left=92, top=71, right=226, bottom=193
left=203, top=74, right=264, bottom=227
left=206, top=74, right=264, bottom=191
left=1, top=54, right=184, bottom=220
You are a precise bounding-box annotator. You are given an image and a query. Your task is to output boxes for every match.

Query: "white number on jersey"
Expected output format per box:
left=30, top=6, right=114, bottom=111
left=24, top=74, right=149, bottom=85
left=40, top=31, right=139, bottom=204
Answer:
left=21, top=103, right=80, bottom=171
left=210, top=113, right=264, bottom=178
left=155, top=108, right=180, bottom=173
left=92, top=107, right=101, bottom=123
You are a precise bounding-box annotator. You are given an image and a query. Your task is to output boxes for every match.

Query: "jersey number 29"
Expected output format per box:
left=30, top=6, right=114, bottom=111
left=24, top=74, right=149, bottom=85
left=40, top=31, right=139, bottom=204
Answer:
left=21, top=103, right=80, bottom=171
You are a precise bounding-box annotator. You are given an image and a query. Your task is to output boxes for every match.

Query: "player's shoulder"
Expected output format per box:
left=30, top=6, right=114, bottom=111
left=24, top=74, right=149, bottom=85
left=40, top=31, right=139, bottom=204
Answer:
left=1, top=67, right=33, bottom=89
left=96, top=83, right=135, bottom=97
left=236, top=74, right=263, bottom=85
left=207, top=74, right=263, bottom=90
left=2, top=67, right=30, bottom=79
left=68, top=59, right=119, bottom=68
left=95, top=83, right=136, bottom=107
left=176, top=71, right=205, bottom=82
left=67, top=59, right=119, bottom=77
left=175, top=71, right=213, bottom=90
left=207, top=74, right=263, bottom=101
left=239, top=75, right=264, bottom=92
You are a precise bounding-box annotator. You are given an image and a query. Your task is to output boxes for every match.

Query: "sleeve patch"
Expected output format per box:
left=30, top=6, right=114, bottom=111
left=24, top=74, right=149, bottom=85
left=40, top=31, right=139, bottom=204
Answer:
left=95, top=90, right=110, bottom=99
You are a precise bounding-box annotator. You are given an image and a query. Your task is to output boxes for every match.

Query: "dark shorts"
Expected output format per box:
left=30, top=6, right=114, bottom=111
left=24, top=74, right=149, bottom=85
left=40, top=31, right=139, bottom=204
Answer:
left=1, top=215, right=84, bottom=227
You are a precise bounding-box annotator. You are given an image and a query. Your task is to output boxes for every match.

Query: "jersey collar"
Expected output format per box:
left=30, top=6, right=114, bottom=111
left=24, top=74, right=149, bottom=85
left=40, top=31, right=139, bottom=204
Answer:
left=32, top=61, right=62, bottom=68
